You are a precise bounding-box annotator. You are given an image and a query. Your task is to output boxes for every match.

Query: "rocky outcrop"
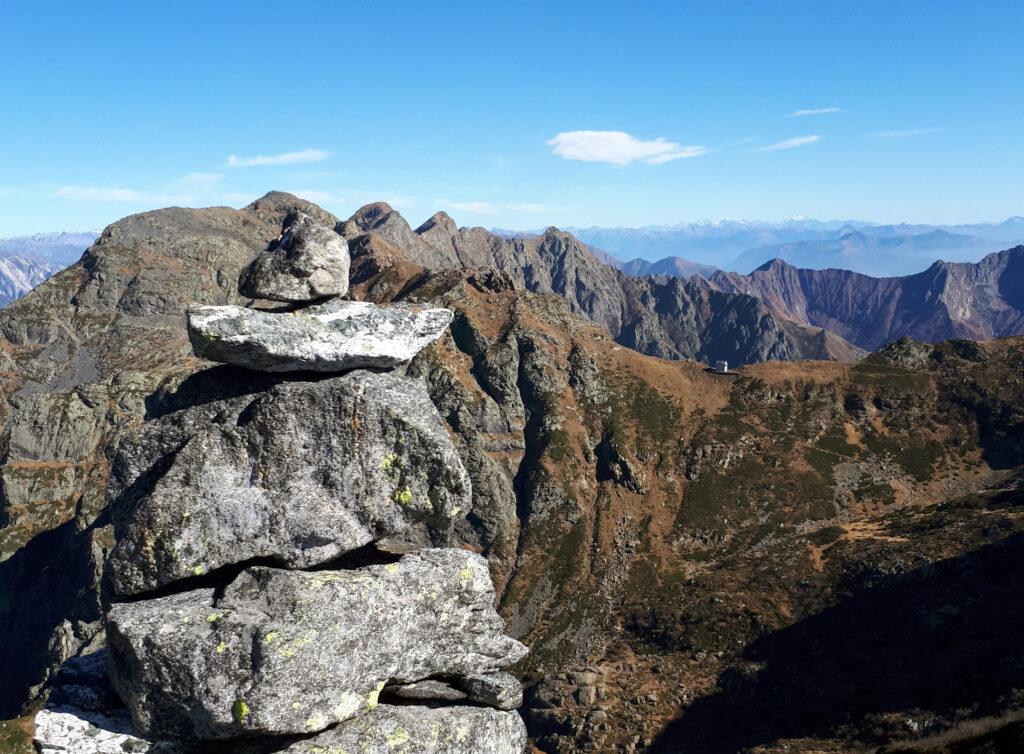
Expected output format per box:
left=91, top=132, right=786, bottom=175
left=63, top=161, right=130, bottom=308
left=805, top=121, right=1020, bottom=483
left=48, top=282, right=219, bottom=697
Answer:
left=238, top=211, right=350, bottom=302
left=188, top=300, right=453, bottom=372
left=32, top=250, right=529, bottom=751
left=107, top=551, right=526, bottom=739
left=105, top=370, right=471, bottom=596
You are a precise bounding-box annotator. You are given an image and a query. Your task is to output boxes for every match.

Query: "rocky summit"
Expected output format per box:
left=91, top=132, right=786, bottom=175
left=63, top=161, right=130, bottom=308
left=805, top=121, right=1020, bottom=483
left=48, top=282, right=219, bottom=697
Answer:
left=188, top=299, right=454, bottom=372
left=29, top=219, right=529, bottom=752
left=238, top=210, right=351, bottom=302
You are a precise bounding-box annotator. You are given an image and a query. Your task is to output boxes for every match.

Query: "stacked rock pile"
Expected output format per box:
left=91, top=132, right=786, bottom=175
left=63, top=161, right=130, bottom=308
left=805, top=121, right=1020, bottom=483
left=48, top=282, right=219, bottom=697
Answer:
left=34, top=211, right=528, bottom=753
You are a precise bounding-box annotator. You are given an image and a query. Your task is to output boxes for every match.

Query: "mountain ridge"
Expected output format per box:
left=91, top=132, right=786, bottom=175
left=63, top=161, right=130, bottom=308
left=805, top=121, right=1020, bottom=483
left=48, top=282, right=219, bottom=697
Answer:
left=707, top=246, right=1024, bottom=350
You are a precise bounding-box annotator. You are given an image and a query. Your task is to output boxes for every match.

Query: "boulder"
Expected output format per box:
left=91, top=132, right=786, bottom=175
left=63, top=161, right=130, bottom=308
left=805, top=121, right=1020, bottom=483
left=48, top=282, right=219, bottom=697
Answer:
left=238, top=211, right=350, bottom=302
left=385, top=672, right=523, bottom=710
left=458, top=671, right=524, bottom=710
left=34, top=703, right=527, bottom=754
left=385, top=679, right=468, bottom=703
left=187, top=299, right=453, bottom=372
left=106, top=550, right=528, bottom=740
left=106, top=370, right=471, bottom=597
left=34, top=706, right=180, bottom=754
left=268, top=704, right=528, bottom=753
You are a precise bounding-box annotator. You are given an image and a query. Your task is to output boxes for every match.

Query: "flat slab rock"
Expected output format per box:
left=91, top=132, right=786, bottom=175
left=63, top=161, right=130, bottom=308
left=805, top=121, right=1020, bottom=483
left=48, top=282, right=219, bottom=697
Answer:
left=269, top=704, right=527, bottom=754
left=35, top=704, right=526, bottom=754
left=106, top=549, right=528, bottom=740
left=106, top=370, right=471, bottom=597
left=238, top=211, right=351, bottom=303
left=188, top=299, right=454, bottom=372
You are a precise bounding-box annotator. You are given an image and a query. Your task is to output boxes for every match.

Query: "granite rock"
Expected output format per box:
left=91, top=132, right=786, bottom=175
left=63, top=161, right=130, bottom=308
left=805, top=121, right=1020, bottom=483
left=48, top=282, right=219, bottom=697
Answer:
left=188, top=299, right=454, bottom=372
left=238, top=211, right=350, bottom=302
left=106, top=370, right=471, bottom=597
left=106, top=549, right=528, bottom=740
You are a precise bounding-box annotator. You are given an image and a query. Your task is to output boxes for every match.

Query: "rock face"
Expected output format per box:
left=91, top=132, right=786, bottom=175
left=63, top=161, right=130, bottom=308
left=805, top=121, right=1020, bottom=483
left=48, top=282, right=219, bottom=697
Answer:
left=106, top=369, right=471, bottom=597
left=107, top=550, right=526, bottom=739
left=188, top=299, right=454, bottom=372
left=707, top=246, right=1024, bottom=351
left=238, top=211, right=351, bottom=302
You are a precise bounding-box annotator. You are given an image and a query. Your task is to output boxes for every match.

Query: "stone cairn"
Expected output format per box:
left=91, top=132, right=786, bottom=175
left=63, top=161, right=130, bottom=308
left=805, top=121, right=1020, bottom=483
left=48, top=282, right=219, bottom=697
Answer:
left=34, top=211, right=529, bottom=753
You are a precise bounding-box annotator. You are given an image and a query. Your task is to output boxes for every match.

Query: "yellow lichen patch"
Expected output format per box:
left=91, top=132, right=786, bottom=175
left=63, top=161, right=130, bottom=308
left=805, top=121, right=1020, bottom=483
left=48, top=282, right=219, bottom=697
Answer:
left=458, top=567, right=473, bottom=583
left=231, top=699, right=249, bottom=723
left=366, top=680, right=386, bottom=710
left=277, top=629, right=318, bottom=659
left=385, top=728, right=410, bottom=747
left=192, top=565, right=204, bottom=576
left=392, top=487, right=413, bottom=506
left=384, top=563, right=399, bottom=573
left=206, top=613, right=221, bottom=623
left=380, top=452, right=400, bottom=471
left=306, top=713, right=326, bottom=731
left=215, top=641, right=228, bottom=654
left=332, top=692, right=363, bottom=721
left=264, top=631, right=279, bottom=643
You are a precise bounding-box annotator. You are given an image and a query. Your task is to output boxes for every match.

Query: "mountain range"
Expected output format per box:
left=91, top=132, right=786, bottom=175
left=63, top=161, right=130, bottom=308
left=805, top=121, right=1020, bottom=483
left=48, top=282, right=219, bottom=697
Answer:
left=344, top=203, right=861, bottom=364
left=563, top=217, right=1024, bottom=277
left=0, top=232, right=98, bottom=307
left=1, top=193, right=1023, bottom=754
left=706, top=247, right=1024, bottom=351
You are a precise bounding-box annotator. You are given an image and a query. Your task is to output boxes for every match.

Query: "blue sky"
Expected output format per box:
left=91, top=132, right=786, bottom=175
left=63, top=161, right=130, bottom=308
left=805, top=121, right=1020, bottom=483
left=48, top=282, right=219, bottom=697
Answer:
left=2, top=1, right=1022, bottom=235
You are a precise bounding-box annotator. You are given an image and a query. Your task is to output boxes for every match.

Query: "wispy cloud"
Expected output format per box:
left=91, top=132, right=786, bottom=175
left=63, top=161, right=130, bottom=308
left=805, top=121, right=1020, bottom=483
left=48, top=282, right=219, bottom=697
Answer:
left=868, top=127, right=945, bottom=139
left=437, top=199, right=557, bottom=215
left=756, top=135, right=821, bottom=152
left=226, top=148, right=332, bottom=168
left=288, top=189, right=335, bottom=203
left=547, top=130, right=710, bottom=166
left=786, top=107, right=844, bottom=117
left=52, top=185, right=189, bottom=203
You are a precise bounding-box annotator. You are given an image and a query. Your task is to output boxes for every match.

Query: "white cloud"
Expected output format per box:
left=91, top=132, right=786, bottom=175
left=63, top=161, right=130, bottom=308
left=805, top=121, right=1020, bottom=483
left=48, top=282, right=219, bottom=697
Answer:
left=868, top=127, right=945, bottom=139
left=756, top=135, right=821, bottom=152
left=289, top=189, right=335, bottom=203
left=786, top=107, right=844, bottom=117
left=226, top=148, right=332, bottom=168
left=177, top=172, right=223, bottom=186
left=547, top=130, right=710, bottom=166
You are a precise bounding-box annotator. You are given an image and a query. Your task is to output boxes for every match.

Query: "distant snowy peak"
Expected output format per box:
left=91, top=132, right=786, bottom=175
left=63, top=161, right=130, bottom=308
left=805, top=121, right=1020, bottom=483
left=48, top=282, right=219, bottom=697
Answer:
left=0, top=255, right=61, bottom=307
left=0, top=230, right=99, bottom=266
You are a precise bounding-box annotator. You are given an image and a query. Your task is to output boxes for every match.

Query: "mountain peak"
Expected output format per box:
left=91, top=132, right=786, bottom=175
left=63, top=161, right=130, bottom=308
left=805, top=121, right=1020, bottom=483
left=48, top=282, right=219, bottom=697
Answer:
left=415, top=211, right=458, bottom=236
left=754, top=258, right=794, bottom=273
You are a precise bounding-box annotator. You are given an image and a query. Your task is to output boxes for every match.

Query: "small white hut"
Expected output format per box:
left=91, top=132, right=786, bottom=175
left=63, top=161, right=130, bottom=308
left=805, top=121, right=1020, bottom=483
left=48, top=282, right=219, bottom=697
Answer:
left=714, top=360, right=729, bottom=374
